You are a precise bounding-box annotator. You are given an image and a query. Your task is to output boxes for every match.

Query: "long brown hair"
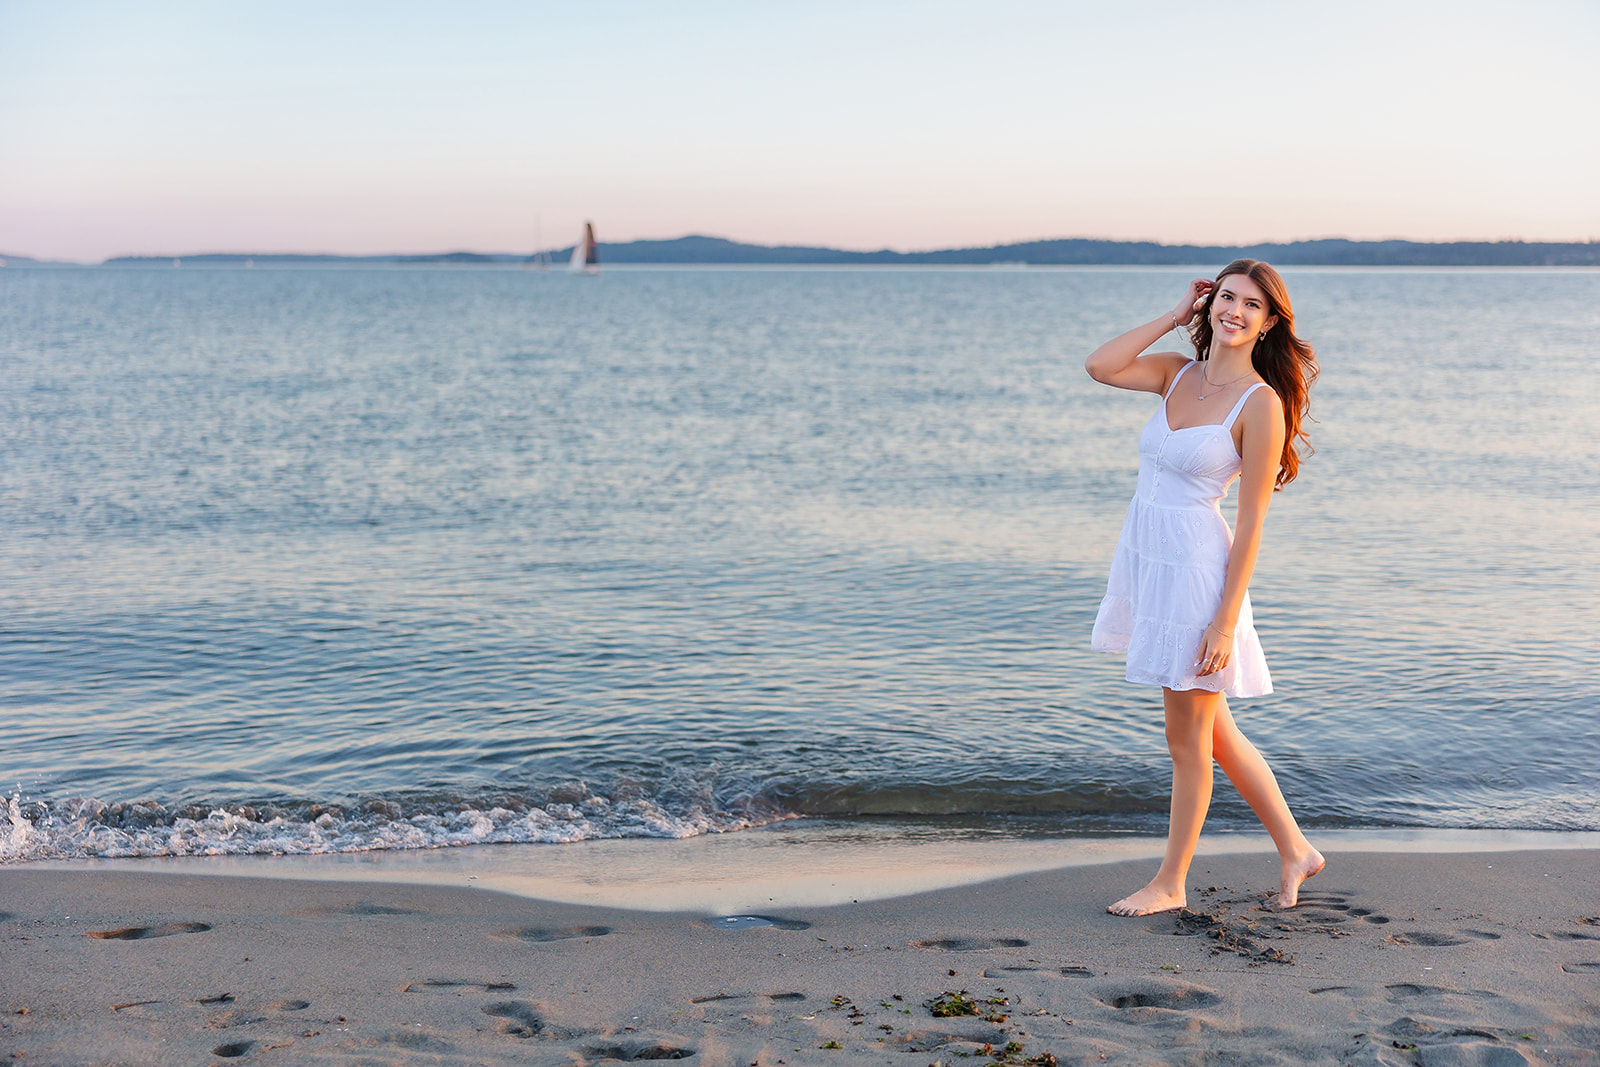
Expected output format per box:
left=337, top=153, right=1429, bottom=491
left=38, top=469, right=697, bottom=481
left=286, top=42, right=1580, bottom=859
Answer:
left=1186, top=259, right=1318, bottom=489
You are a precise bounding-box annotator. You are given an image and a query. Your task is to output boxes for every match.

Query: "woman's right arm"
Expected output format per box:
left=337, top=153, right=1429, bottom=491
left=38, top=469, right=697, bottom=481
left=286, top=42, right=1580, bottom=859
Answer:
left=1084, top=278, right=1213, bottom=394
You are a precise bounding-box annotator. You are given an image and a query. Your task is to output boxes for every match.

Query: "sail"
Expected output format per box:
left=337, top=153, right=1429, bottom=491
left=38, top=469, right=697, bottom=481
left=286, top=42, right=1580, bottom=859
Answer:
left=568, top=221, right=600, bottom=274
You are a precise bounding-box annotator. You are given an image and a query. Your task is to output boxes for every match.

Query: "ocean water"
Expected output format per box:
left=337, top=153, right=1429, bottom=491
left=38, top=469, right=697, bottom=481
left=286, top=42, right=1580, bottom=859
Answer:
left=3, top=265, right=1597, bottom=862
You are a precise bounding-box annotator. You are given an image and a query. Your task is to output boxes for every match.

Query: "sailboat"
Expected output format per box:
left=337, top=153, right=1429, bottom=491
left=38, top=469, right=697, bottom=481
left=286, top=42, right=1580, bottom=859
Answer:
left=523, top=214, right=552, bottom=270
left=568, top=221, right=600, bottom=275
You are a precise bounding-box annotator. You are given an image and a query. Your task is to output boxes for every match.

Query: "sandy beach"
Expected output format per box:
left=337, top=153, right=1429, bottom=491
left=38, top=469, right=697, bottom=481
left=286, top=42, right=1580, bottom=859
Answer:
left=3, top=843, right=1597, bottom=1066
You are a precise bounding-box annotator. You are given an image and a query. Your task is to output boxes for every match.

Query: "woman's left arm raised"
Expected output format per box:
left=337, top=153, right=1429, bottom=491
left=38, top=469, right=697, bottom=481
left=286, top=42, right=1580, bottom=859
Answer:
left=1195, top=388, right=1286, bottom=675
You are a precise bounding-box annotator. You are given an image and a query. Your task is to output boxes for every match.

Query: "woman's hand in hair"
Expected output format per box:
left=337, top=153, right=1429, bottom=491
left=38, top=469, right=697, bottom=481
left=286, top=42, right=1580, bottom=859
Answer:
left=1084, top=279, right=1211, bottom=393
left=1174, top=278, right=1213, bottom=327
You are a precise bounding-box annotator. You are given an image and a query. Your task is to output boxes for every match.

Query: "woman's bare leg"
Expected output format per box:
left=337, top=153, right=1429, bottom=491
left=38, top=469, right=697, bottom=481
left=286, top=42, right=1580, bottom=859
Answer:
left=1211, top=700, right=1324, bottom=908
left=1108, top=688, right=1218, bottom=916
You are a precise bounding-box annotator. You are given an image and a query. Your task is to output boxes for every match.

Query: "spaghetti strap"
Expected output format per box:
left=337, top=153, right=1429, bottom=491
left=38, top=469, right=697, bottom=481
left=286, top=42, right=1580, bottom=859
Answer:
left=1163, top=361, right=1194, bottom=400
left=1222, top=382, right=1269, bottom=429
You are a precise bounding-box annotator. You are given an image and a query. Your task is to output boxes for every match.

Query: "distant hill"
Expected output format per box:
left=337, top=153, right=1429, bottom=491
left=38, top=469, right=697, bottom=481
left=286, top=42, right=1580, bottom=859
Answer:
left=82, top=236, right=1600, bottom=269
left=568, top=235, right=1600, bottom=267
left=101, top=252, right=521, bottom=266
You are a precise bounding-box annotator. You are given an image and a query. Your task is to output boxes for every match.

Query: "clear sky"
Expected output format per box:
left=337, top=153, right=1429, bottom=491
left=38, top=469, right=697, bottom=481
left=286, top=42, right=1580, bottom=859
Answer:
left=2, top=0, right=1597, bottom=261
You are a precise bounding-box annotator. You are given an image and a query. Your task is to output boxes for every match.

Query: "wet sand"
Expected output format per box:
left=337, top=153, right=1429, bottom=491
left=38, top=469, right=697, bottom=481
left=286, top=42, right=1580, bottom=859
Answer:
left=3, top=847, right=1598, bottom=1065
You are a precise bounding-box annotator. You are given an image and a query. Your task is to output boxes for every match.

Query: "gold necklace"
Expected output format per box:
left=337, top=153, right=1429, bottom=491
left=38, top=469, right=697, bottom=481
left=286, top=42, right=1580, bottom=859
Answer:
left=1196, top=360, right=1255, bottom=400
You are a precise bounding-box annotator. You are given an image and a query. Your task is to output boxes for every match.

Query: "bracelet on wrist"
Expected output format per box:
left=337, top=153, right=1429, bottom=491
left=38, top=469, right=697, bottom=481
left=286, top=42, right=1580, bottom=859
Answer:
left=1207, top=623, right=1233, bottom=639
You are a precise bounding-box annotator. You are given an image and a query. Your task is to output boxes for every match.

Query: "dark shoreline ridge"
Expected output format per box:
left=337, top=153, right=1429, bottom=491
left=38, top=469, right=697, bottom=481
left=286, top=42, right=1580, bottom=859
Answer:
left=38, top=235, right=1600, bottom=267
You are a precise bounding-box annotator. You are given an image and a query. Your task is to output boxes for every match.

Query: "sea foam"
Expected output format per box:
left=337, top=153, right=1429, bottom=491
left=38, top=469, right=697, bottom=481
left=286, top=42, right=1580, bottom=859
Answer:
left=0, top=787, right=798, bottom=863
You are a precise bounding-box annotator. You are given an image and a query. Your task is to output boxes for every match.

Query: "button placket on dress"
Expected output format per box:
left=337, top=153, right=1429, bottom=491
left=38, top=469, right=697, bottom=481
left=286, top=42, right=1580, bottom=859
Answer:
left=1151, top=429, right=1171, bottom=501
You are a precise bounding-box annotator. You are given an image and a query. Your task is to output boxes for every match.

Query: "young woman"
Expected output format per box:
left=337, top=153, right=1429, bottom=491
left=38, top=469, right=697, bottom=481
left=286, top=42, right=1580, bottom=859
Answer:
left=1085, top=260, right=1323, bottom=916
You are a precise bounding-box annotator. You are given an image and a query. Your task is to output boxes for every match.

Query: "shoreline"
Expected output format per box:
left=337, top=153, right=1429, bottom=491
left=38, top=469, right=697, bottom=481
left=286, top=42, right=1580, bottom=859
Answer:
left=4, top=845, right=1597, bottom=1065
left=16, top=825, right=1600, bottom=913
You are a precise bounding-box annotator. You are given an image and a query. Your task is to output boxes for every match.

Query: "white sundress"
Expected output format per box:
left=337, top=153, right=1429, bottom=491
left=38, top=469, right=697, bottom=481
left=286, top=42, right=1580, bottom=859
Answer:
left=1090, top=362, right=1273, bottom=698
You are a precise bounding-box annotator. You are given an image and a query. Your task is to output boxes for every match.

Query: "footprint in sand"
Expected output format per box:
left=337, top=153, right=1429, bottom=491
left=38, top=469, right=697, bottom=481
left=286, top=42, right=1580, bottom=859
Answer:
left=1562, top=962, right=1600, bottom=974
left=690, top=991, right=807, bottom=1006
left=1387, top=1016, right=1502, bottom=1043
left=275, top=999, right=310, bottom=1011
left=376, top=1030, right=457, bottom=1053
left=1289, top=908, right=1351, bottom=924
left=402, top=979, right=516, bottom=992
left=1099, top=982, right=1221, bottom=1011
left=703, top=915, right=812, bottom=931
left=1393, top=930, right=1502, bottom=947
left=583, top=1041, right=696, bottom=1060
left=1537, top=930, right=1600, bottom=941
left=910, top=937, right=1029, bottom=951
left=483, top=1001, right=545, bottom=1038
left=980, top=965, right=1094, bottom=979
left=1348, top=908, right=1391, bottom=924
left=897, top=1027, right=1011, bottom=1053
left=1386, top=983, right=1446, bottom=998
left=289, top=902, right=422, bottom=918
left=500, top=925, right=612, bottom=942
left=1385, top=983, right=1497, bottom=1001
left=87, top=921, right=211, bottom=940
left=210, top=1041, right=254, bottom=1059
left=1294, top=896, right=1351, bottom=913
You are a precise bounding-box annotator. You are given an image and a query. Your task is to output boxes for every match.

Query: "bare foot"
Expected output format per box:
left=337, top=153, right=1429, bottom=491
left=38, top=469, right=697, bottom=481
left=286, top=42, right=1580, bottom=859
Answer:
left=1107, top=883, right=1186, bottom=917
left=1266, top=847, right=1325, bottom=910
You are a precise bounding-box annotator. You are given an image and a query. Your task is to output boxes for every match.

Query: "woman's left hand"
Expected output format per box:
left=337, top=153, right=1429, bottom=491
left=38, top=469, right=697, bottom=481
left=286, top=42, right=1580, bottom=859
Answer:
left=1196, top=623, right=1234, bottom=677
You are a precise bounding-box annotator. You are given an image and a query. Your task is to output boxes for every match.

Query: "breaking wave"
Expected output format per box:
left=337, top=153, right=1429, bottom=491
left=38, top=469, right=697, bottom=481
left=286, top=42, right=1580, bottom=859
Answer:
left=0, top=780, right=800, bottom=863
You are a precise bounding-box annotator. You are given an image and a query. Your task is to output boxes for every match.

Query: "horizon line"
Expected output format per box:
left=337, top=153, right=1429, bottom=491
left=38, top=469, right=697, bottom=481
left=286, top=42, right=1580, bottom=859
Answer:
left=5, top=232, right=1600, bottom=266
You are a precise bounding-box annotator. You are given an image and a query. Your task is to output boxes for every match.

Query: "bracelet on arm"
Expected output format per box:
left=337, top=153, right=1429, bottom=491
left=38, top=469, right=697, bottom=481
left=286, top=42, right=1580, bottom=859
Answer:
left=1171, top=312, right=1180, bottom=334
left=1207, top=623, right=1234, bottom=639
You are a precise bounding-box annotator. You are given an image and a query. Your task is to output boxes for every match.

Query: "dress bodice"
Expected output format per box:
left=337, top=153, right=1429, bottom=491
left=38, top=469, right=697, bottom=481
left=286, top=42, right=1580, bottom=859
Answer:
left=1135, top=363, right=1265, bottom=511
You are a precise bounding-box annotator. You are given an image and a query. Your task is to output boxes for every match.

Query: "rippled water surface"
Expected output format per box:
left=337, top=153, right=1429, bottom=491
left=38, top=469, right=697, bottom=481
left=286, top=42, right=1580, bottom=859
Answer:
left=3, top=265, right=1597, bottom=859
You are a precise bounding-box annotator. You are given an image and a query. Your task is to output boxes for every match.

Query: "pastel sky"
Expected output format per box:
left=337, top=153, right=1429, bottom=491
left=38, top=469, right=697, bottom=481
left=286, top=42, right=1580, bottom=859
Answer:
left=3, top=0, right=1597, bottom=261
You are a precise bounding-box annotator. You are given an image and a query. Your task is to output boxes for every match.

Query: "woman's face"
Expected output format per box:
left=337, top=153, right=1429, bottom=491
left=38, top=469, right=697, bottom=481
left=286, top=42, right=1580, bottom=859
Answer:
left=1209, top=272, right=1280, bottom=349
